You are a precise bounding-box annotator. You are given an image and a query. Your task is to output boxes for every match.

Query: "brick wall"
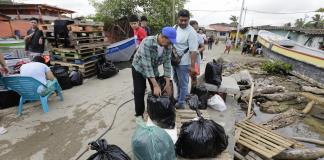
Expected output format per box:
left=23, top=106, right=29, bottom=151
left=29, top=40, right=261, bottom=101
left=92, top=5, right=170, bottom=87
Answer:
left=0, top=20, right=30, bottom=38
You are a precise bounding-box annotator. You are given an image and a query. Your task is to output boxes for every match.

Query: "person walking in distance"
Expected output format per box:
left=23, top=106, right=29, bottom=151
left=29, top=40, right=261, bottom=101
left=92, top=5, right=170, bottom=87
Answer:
left=224, top=37, right=232, bottom=54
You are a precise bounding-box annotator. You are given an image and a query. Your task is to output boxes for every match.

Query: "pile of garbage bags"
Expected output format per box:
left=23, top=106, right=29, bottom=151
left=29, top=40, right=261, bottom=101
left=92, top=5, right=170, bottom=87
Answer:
left=132, top=119, right=176, bottom=160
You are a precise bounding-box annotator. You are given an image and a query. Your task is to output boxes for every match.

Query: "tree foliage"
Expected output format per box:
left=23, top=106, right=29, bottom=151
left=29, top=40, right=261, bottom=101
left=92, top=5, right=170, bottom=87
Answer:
left=292, top=8, right=324, bottom=29
left=284, top=22, right=292, bottom=27
left=294, top=18, right=305, bottom=28
left=89, top=0, right=187, bottom=33
left=229, top=15, right=238, bottom=27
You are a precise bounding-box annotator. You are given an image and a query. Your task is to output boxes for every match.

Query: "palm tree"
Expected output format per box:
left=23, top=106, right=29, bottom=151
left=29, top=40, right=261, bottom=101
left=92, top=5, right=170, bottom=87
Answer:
left=311, top=14, right=323, bottom=28
left=284, top=22, right=292, bottom=27
left=294, top=18, right=305, bottom=28
left=229, top=15, right=238, bottom=27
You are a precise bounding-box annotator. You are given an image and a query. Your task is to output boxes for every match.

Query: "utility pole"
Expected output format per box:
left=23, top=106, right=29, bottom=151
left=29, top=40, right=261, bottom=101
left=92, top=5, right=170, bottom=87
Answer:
left=234, top=0, right=245, bottom=48
left=242, top=7, right=247, bottom=27
left=172, top=0, right=175, bottom=24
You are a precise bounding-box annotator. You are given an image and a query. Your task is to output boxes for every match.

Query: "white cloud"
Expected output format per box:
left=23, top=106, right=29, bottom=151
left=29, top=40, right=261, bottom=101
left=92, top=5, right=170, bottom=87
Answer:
left=14, top=0, right=324, bottom=26
left=186, top=0, right=324, bottom=26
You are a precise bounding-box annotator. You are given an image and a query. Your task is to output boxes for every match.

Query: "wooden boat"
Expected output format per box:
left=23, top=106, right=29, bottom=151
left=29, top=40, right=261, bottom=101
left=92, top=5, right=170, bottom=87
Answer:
left=258, top=30, right=324, bottom=86
left=105, top=37, right=136, bottom=62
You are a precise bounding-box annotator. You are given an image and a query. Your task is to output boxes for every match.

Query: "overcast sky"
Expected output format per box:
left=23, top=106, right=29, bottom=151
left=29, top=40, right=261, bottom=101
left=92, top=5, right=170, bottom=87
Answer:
left=15, top=0, right=323, bottom=27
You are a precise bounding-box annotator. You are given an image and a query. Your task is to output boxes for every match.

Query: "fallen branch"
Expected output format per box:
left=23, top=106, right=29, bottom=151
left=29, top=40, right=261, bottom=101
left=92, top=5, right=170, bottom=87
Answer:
left=262, top=109, right=302, bottom=130
left=247, top=82, right=255, bottom=117
left=274, top=148, right=324, bottom=160
left=260, top=93, right=298, bottom=102
left=302, top=100, right=315, bottom=114
left=292, top=137, right=324, bottom=146
left=300, top=92, right=324, bottom=105
left=302, top=86, right=324, bottom=95
left=255, top=86, right=285, bottom=94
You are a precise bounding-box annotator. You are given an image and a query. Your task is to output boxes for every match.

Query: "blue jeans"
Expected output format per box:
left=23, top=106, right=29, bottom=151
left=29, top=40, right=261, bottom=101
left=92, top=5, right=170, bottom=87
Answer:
left=174, top=65, right=189, bottom=107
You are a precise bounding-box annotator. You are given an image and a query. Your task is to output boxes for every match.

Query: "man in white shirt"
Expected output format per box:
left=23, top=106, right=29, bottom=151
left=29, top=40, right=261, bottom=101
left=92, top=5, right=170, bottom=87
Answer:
left=20, top=56, right=56, bottom=95
left=173, top=9, right=198, bottom=109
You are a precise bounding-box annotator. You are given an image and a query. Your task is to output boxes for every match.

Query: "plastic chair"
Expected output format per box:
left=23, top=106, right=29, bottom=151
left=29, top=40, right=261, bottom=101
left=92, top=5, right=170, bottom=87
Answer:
left=0, top=75, right=6, bottom=90
left=2, top=76, right=64, bottom=115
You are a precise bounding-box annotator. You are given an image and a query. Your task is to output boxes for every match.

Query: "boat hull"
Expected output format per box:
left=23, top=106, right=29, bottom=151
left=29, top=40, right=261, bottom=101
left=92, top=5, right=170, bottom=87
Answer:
left=105, top=37, right=136, bottom=62
left=258, top=30, right=324, bottom=86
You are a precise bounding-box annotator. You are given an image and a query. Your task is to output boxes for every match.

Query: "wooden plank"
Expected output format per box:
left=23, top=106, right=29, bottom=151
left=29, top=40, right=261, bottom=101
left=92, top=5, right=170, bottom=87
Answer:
left=243, top=121, right=294, bottom=144
left=237, top=139, right=273, bottom=158
left=247, top=82, right=255, bottom=116
left=240, top=132, right=283, bottom=155
left=237, top=123, right=292, bottom=147
left=239, top=133, right=279, bottom=156
left=236, top=124, right=291, bottom=148
left=243, top=121, right=295, bottom=144
left=235, top=128, right=242, bottom=143
left=239, top=129, right=285, bottom=151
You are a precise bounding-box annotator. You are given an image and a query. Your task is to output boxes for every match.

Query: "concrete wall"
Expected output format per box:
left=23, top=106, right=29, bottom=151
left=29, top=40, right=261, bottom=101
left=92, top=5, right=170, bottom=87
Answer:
left=206, top=30, right=230, bottom=40
left=262, top=47, right=324, bottom=85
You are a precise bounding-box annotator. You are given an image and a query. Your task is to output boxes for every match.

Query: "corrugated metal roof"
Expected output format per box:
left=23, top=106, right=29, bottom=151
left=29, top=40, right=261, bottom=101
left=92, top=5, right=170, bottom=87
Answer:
left=0, top=3, right=75, bottom=14
left=246, top=25, right=324, bottom=36
left=207, top=24, right=234, bottom=32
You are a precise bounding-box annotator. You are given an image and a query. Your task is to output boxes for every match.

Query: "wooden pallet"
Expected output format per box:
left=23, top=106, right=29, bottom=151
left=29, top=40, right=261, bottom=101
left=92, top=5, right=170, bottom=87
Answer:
left=50, top=60, right=97, bottom=78
left=53, top=52, right=96, bottom=61
left=235, top=121, right=295, bottom=159
left=68, top=24, right=103, bottom=32
left=47, top=37, right=104, bottom=46
left=39, top=24, right=53, bottom=31
left=43, top=30, right=104, bottom=39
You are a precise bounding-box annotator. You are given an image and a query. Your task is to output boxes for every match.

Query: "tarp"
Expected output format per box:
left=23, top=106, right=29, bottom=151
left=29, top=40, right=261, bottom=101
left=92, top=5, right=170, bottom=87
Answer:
left=105, top=37, right=136, bottom=62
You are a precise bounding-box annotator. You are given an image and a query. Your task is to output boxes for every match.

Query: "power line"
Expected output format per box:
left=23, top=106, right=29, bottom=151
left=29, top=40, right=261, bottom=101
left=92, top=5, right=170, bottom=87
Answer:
left=190, top=9, right=240, bottom=13
left=247, top=9, right=315, bottom=15
left=190, top=9, right=316, bottom=15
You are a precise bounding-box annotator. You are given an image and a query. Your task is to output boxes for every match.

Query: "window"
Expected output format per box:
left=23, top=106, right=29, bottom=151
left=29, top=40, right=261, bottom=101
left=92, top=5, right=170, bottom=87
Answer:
left=220, top=32, right=226, bottom=36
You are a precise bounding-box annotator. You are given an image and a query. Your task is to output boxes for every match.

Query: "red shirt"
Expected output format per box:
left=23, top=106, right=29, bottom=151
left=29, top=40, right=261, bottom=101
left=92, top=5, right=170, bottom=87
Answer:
left=134, top=27, right=147, bottom=45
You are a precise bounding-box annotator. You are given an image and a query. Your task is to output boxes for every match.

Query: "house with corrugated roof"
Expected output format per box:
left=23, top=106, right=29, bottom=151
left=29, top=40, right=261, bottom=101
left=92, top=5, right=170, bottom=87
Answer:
left=205, top=23, right=235, bottom=39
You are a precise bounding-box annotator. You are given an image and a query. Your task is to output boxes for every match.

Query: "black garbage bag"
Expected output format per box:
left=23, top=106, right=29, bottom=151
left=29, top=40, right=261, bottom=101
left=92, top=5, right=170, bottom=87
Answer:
left=51, top=65, right=73, bottom=90
left=147, top=94, right=176, bottom=129
left=190, top=85, right=212, bottom=109
left=96, top=55, right=119, bottom=79
left=69, top=67, right=83, bottom=86
left=205, top=59, right=222, bottom=86
left=87, top=139, right=130, bottom=160
left=175, top=112, right=228, bottom=158
left=0, top=90, right=20, bottom=109
left=186, top=95, right=201, bottom=110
